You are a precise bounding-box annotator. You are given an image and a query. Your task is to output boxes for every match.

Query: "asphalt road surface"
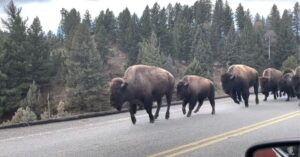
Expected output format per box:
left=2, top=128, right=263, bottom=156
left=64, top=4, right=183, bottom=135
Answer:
left=0, top=94, right=299, bottom=157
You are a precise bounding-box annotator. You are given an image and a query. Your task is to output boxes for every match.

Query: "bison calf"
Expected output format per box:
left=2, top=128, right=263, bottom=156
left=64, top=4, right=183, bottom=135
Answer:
left=110, top=65, right=175, bottom=124
left=177, top=75, right=215, bottom=117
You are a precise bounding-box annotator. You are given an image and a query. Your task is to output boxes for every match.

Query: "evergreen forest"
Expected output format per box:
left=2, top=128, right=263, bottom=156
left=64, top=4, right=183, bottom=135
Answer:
left=0, top=0, right=299, bottom=124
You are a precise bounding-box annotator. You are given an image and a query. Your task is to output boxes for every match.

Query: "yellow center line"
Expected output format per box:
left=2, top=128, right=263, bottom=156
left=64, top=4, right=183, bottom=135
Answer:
left=148, top=110, right=300, bottom=157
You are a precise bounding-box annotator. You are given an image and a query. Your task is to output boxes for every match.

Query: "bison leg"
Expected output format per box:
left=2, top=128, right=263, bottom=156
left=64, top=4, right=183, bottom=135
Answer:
left=273, top=90, right=277, bottom=100
left=231, top=90, right=240, bottom=104
left=129, top=104, right=137, bottom=124
left=154, top=98, right=162, bottom=119
left=208, top=96, right=216, bottom=115
left=182, top=100, right=188, bottom=115
left=237, top=91, right=242, bottom=102
left=144, top=100, right=154, bottom=123
left=187, top=99, right=197, bottom=117
left=242, top=90, right=250, bottom=107
left=165, top=93, right=172, bottom=119
left=286, top=92, right=290, bottom=101
left=254, top=82, right=259, bottom=104
left=264, top=92, right=269, bottom=101
left=194, top=98, right=204, bottom=113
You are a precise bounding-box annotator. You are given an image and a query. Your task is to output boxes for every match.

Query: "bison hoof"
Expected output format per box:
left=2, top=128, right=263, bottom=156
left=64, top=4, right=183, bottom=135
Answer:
left=131, top=117, right=136, bottom=124
left=165, top=112, right=170, bottom=119
left=154, top=113, right=159, bottom=119
left=187, top=112, right=191, bottom=117
left=212, top=111, right=215, bottom=115
left=150, top=119, right=154, bottom=123
left=194, top=109, right=199, bottom=113
left=182, top=109, right=186, bottom=115
left=234, top=100, right=240, bottom=104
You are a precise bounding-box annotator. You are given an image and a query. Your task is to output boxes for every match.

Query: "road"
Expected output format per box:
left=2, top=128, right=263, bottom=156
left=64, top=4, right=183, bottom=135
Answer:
left=0, top=94, right=299, bottom=157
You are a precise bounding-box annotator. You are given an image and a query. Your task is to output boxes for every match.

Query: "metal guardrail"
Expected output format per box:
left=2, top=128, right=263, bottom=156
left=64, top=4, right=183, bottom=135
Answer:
left=0, top=95, right=230, bottom=130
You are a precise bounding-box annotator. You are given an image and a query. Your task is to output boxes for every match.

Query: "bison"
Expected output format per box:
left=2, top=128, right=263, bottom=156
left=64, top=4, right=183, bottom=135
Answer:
left=259, top=68, right=282, bottom=101
left=278, top=69, right=295, bottom=101
left=292, top=66, right=300, bottom=99
left=176, top=75, right=215, bottom=117
left=221, top=64, right=259, bottom=107
left=109, top=65, right=175, bottom=124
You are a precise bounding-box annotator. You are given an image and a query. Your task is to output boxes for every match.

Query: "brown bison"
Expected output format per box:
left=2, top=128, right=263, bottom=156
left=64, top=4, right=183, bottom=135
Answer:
left=278, top=69, right=295, bottom=101
left=221, top=64, right=259, bottom=107
left=292, top=66, right=300, bottom=99
left=260, top=68, right=282, bottom=101
left=176, top=75, right=215, bottom=117
left=109, top=65, right=175, bottom=124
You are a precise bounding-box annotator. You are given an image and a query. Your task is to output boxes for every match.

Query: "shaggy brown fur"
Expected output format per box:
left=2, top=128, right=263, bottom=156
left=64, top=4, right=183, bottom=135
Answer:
left=278, top=69, right=295, bottom=101
left=110, top=65, right=175, bottom=124
left=292, top=66, right=300, bottom=99
left=221, top=64, right=259, bottom=107
left=177, top=75, right=215, bottom=117
left=260, top=68, right=282, bottom=101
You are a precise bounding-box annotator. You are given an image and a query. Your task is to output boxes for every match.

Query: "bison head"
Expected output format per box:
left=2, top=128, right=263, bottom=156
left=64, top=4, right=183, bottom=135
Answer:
left=221, top=73, right=236, bottom=95
left=109, top=78, right=128, bottom=111
left=176, top=81, right=189, bottom=100
left=259, top=77, right=269, bottom=94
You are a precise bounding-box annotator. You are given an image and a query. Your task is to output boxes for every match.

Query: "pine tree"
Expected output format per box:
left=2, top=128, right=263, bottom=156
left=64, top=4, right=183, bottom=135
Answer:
left=103, top=9, right=117, bottom=43
left=293, top=2, right=300, bottom=43
left=273, top=10, right=298, bottom=68
left=222, top=25, right=239, bottom=66
left=235, top=3, right=245, bottom=31
left=27, top=17, right=54, bottom=86
left=223, top=1, right=234, bottom=35
left=139, top=6, right=152, bottom=39
left=156, top=7, right=169, bottom=55
left=94, top=24, right=109, bottom=64
left=151, top=3, right=160, bottom=35
left=117, top=8, right=132, bottom=52
left=0, top=1, right=30, bottom=119
left=65, top=23, right=104, bottom=112
left=118, top=9, right=141, bottom=66
left=125, top=13, right=141, bottom=66
left=172, top=16, right=192, bottom=61
left=189, top=26, right=213, bottom=79
left=82, top=10, right=92, bottom=33
left=137, top=32, right=163, bottom=67
left=210, top=0, right=224, bottom=58
left=269, top=5, right=281, bottom=34
left=193, top=0, right=212, bottom=26
left=238, top=12, right=257, bottom=67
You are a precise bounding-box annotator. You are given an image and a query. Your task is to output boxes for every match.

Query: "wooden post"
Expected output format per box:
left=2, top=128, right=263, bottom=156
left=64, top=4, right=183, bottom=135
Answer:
left=47, top=93, right=51, bottom=118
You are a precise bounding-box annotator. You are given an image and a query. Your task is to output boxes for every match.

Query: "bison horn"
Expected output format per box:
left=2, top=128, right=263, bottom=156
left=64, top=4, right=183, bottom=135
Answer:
left=230, top=75, right=235, bottom=80
left=121, top=82, right=128, bottom=89
left=184, top=82, right=189, bottom=87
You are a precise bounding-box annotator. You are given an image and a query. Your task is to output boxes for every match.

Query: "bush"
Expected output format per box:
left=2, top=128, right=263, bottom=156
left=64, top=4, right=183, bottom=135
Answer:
left=57, top=100, right=69, bottom=117
left=10, top=107, right=37, bottom=124
left=40, top=111, right=50, bottom=120
left=281, top=55, right=298, bottom=70
left=185, top=58, right=212, bottom=79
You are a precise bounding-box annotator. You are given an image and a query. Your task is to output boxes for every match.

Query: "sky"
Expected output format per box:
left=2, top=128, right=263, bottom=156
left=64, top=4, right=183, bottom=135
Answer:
left=0, top=0, right=298, bottom=33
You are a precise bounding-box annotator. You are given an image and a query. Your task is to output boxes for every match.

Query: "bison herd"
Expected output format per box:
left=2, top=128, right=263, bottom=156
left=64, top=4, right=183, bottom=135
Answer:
left=109, top=64, right=300, bottom=124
